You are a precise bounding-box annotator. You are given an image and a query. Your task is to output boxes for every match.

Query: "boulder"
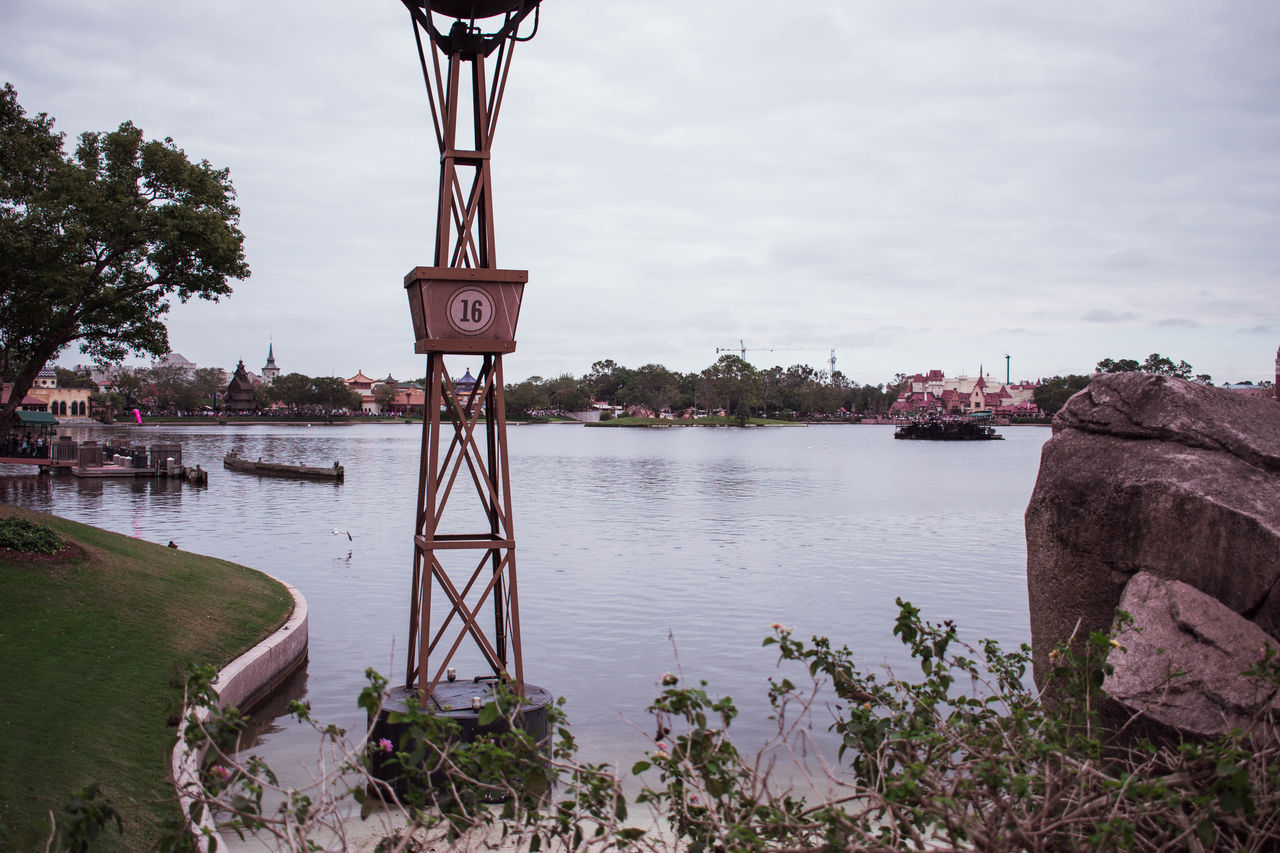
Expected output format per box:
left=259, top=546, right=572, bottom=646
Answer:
left=1103, top=572, right=1280, bottom=741
left=1025, top=373, right=1280, bottom=690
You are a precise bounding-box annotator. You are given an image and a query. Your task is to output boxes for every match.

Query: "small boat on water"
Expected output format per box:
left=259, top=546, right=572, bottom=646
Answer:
left=894, top=415, right=1004, bottom=441
left=223, top=451, right=345, bottom=482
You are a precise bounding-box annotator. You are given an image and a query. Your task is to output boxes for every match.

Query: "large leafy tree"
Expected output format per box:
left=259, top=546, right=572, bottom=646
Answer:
left=1033, top=374, right=1091, bottom=417
left=311, top=376, right=361, bottom=414
left=0, top=83, right=249, bottom=429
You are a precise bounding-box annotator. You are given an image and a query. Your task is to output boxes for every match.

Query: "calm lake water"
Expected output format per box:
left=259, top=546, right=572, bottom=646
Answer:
left=1, top=422, right=1049, bottom=779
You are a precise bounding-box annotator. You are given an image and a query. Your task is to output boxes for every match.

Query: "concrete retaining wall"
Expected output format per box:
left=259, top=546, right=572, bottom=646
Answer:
left=170, top=578, right=309, bottom=851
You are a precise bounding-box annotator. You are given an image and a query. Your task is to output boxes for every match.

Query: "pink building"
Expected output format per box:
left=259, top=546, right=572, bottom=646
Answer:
left=890, top=367, right=1041, bottom=417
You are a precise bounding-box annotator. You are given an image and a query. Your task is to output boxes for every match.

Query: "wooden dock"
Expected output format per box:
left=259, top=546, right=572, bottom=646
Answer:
left=1, top=439, right=206, bottom=484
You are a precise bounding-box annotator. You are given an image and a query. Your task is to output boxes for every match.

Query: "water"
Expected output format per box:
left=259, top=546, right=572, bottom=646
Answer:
left=0, top=422, right=1048, bottom=777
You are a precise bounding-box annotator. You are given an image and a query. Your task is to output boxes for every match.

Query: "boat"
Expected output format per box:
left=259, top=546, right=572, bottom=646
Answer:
left=223, top=451, right=345, bottom=482
left=893, top=416, right=1005, bottom=441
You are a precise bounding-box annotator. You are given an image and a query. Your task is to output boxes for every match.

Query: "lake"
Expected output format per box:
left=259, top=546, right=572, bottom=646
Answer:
left=0, top=421, right=1049, bottom=779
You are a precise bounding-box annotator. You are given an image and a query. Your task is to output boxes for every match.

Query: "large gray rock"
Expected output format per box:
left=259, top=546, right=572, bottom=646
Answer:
left=1025, top=373, right=1280, bottom=689
left=1103, top=572, right=1280, bottom=740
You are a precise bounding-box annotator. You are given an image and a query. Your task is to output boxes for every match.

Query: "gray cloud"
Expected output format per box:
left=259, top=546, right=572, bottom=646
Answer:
left=5, top=0, right=1277, bottom=384
left=1082, top=309, right=1140, bottom=323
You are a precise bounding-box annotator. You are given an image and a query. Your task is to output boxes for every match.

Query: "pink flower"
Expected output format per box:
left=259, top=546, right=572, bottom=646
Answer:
left=209, top=765, right=231, bottom=782
left=378, top=738, right=394, bottom=753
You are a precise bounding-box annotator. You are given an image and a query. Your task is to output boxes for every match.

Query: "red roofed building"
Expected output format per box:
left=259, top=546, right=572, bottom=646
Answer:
left=892, top=367, right=1042, bottom=417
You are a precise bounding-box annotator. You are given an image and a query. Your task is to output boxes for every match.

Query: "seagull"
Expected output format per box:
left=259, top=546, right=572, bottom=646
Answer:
left=331, top=529, right=352, bottom=541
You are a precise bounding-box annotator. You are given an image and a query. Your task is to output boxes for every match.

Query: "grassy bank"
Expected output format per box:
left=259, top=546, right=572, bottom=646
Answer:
left=0, top=505, right=293, bottom=851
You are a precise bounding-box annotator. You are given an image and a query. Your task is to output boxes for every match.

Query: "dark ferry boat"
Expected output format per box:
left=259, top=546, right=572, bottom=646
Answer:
left=894, top=412, right=1005, bottom=441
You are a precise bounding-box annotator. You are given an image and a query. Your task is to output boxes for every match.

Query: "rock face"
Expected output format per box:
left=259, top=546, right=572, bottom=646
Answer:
left=1025, top=373, right=1280, bottom=718
left=1103, top=572, right=1279, bottom=740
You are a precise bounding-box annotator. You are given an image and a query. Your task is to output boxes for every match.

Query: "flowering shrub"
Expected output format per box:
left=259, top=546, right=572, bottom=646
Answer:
left=56, top=601, right=1280, bottom=851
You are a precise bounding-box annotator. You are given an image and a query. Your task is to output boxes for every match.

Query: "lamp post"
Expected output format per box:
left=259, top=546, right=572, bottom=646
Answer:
left=372, top=0, right=549, bottom=778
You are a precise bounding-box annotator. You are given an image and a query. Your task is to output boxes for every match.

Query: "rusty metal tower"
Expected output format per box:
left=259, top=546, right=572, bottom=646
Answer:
left=397, top=0, right=543, bottom=704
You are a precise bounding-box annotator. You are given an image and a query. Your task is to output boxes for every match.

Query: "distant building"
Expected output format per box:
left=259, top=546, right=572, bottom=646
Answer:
left=153, top=352, right=197, bottom=376
left=0, top=385, right=49, bottom=411
left=23, top=366, right=91, bottom=421
left=891, top=366, right=1041, bottom=417
left=224, top=361, right=258, bottom=411
left=344, top=370, right=380, bottom=414
left=387, top=386, right=426, bottom=417
left=454, top=369, right=478, bottom=411
left=262, top=344, right=281, bottom=385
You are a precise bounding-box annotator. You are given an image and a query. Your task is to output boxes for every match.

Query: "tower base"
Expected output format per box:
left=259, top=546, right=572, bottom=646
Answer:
left=367, top=679, right=553, bottom=796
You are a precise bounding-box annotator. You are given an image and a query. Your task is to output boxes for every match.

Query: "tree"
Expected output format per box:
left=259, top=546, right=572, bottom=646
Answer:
left=699, top=354, right=758, bottom=415
left=623, top=364, right=681, bottom=416
left=372, top=382, right=399, bottom=414
left=53, top=366, right=96, bottom=389
left=504, top=378, right=551, bottom=418
left=583, top=359, right=632, bottom=404
left=546, top=373, right=590, bottom=413
left=147, top=362, right=194, bottom=412
left=1033, top=375, right=1091, bottom=417
left=311, top=376, right=360, bottom=415
left=0, top=83, right=249, bottom=430
left=191, top=366, right=227, bottom=409
left=268, top=373, right=314, bottom=411
left=1095, top=354, right=1194, bottom=379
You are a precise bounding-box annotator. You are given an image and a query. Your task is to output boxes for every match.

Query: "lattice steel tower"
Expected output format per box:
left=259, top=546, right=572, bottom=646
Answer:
left=397, top=0, right=544, bottom=705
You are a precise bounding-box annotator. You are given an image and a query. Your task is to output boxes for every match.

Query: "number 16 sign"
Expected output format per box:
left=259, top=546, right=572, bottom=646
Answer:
left=405, top=267, right=527, bottom=354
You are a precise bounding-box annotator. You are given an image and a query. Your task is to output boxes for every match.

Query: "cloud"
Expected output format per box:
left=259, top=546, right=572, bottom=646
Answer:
left=1082, top=309, right=1139, bottom=323
left=6, top=0, right=1278, bottom=385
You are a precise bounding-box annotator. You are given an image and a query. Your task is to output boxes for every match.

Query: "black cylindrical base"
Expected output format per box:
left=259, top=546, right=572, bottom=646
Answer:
left=367, top=679, right=552, bottom=794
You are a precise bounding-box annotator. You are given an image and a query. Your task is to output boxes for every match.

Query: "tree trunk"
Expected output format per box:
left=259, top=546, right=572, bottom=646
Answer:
left=1, top=354, right=53, bottom=433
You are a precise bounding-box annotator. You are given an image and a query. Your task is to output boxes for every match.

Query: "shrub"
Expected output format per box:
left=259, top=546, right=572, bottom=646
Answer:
left=161, top=602, right=1280, bottom=851
left=0, top=517, right=63, bottom=554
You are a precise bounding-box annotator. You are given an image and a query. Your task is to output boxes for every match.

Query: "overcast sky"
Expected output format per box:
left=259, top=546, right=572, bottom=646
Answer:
left=6, top=1, right=1278, bottom=386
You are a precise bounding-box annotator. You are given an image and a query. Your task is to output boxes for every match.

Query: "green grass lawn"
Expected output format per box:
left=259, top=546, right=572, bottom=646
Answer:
left=0, top=505, right=293, bottom=851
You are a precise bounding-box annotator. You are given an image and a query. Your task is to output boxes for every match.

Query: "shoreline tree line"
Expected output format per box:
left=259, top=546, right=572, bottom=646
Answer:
left=38, top=348, right=1264, bottom=423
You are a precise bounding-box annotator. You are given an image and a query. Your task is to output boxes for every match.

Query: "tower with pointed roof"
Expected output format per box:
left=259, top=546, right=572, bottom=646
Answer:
left=224, top=361, right=257, bottom=411
left=262, top=344, right=280, bottom=385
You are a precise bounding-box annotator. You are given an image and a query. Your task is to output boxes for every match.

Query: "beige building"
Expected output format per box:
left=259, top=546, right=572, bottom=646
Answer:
left=27, top=366, right=92, bottom=421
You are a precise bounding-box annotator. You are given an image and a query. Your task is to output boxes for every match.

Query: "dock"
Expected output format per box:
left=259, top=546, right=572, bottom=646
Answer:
left=0, top=437, right=207, bottom=484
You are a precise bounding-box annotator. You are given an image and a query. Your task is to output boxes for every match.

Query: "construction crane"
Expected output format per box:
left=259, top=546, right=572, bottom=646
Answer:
left=715, top=340, right=778, bottom=359
left=713, top=342, right=841, bottom=386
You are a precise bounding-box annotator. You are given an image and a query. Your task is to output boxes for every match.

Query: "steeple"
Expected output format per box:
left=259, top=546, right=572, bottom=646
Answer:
left=262, top=343, right=280, bottom=385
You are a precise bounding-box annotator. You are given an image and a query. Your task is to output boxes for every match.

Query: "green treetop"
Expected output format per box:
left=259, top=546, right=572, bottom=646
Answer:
left=0, top=83, right=249, bottom=430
